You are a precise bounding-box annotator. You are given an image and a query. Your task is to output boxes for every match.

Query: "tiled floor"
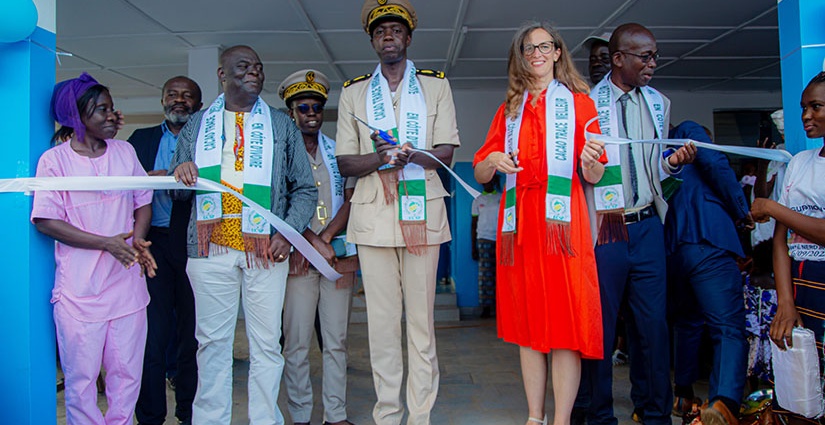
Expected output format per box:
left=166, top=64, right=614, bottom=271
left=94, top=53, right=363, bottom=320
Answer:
left=58, top=318, right=699, bottom=424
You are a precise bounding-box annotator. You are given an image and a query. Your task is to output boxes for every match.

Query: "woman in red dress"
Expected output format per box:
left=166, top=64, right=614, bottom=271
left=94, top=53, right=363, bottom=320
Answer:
left=473, top=21, right=606, bottom=425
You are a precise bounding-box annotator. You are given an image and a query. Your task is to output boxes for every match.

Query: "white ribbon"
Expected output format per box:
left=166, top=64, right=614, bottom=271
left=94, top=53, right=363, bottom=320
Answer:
left=406, top=149, right=481, bottom=199
left=1, top=176, right=342, bottom=281
left=585, top=117, right=793, bottom=163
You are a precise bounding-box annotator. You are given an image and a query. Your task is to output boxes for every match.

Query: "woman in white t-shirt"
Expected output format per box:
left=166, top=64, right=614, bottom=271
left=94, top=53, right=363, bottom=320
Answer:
left=751, top=72, right=825, bottom=359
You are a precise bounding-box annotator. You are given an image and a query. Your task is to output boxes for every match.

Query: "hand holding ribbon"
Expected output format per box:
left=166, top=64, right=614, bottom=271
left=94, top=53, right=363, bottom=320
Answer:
left=667, top=141, right=697, bottom=166
left=1, top=176, right=343, bottom=281
left=584, top=117, right=793, bottom=163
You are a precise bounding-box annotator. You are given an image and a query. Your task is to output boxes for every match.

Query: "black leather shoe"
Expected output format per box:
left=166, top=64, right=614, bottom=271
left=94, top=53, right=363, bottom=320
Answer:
left=571, top=407, right=588, bottom=425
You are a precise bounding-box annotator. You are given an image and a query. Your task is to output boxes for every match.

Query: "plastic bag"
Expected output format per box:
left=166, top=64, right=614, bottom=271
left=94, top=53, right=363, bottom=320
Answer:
left=770, top=327, right=825, bottom=418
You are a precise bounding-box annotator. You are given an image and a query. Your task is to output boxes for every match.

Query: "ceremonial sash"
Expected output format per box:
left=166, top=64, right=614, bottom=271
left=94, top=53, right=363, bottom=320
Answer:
left=591, top=73, right=626, bottom=216
left=590, top=73, right=666, bottom=243
left=366, top=60, right=429, bottom=254
left=318, top=133, right=357, bottom=258
left=500, top=80, right=576, bottom=264
left=195, top=94, right=275, bottom=265
left=290, top=132, right=357, bottom=280
left=319, top=133, right=344, bottom=216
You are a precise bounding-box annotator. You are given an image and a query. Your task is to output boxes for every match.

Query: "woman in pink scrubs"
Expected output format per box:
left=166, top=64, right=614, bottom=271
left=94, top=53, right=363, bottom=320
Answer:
left=31, top=73, right=156, bottom=425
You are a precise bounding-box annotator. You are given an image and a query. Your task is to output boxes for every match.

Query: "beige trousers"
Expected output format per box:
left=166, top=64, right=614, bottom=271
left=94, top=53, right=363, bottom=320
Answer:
left=358, top=245, right=440, bottom=425
left=282, top=268, right=353, bottom=423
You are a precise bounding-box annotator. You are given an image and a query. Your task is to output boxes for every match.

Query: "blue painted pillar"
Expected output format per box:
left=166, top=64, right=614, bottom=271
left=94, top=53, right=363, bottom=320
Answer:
left=778, top=0, right=825, bottom=154
left=0, top=0, right=57, bottom=423
left=449, top=162, right=480, bottom=311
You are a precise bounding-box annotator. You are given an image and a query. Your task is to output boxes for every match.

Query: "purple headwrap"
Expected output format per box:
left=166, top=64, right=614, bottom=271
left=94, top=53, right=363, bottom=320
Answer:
left=50, top=72, right=101, bottom=143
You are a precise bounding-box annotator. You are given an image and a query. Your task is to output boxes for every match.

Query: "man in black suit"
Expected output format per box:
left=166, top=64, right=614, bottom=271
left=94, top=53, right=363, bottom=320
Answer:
left=129, top=76, right=202, bottom=425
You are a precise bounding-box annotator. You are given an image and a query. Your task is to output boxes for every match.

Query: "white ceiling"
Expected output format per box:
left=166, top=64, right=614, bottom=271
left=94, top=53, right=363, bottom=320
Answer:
left=55, top=0, right=780, bottom=104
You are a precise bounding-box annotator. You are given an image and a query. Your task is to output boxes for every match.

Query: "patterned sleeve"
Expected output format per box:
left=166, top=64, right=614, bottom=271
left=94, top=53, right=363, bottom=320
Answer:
left=278, top=111, right=317, bottom=233
left=168, top=111, right=202, bottom=200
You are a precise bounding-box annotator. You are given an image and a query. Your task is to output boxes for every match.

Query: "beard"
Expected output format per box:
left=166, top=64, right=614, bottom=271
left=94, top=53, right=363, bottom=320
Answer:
left=164, top=104, right=192, bottom=125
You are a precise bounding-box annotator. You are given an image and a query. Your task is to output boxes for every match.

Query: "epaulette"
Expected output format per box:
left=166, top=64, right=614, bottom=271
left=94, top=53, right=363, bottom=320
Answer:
left=343, top=73, right=372, bottom=88
left=416, top=69, right=445, bottom=79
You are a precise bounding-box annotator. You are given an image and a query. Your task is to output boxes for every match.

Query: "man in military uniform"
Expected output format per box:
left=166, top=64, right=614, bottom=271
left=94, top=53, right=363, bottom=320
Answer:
left=335, top=1, right=460, bottom=424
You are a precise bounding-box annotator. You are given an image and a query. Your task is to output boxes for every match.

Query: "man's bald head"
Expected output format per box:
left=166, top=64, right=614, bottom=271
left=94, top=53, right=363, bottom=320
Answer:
left=220, top=45, right=258, bottom=69
left=609, top=23, right=658, bottom=90
left=609, top=23, right=654, bottom=54
left=217, top=45, right=264, bottom=111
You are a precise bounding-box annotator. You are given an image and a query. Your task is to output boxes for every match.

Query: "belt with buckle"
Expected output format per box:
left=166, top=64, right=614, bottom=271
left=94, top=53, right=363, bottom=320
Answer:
left=624, top=205, right=656, bottom=224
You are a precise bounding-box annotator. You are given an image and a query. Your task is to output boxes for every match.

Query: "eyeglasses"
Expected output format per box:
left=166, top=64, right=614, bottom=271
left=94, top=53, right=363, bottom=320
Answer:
left=295, top=103, right=324, bottom=114
left=619, top=50, right=660, bottom=64
left=521, top=41, right=556, bottom=56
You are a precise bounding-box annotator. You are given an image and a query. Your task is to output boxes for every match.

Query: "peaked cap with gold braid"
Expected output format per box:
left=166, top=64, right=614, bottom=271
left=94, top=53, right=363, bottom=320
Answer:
left=277, top=69, right=331, bottom=106
left=361, top=0, right=417, bottom=34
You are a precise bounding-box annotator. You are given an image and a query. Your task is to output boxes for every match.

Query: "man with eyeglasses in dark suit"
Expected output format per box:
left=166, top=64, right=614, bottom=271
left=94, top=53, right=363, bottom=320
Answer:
left=578, top=23, right=696, bottom=425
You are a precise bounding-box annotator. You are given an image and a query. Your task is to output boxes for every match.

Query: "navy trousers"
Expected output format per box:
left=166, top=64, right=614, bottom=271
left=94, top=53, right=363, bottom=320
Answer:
left=581, top=216, right=672, bottom=425
left=135, top=227, right=198, bottom=424
left=669, top=243, right=747, bottom=404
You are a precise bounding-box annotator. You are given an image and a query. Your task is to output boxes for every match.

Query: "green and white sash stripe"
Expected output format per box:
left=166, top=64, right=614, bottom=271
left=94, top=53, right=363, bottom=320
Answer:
left=502, top=80, right=576, bottom=235
left=195, top=95, right=224, bottom=222
left=501, top=95, right=526, bottom=233
left=591, top=73, right=626, bottom=212
left=241, top=99, right=274, bottom=236
left=367, top=60, right=428, bottom=223
left=195, top=94, right=275, bottom=236
left=545, top=82, right=575, bottom=224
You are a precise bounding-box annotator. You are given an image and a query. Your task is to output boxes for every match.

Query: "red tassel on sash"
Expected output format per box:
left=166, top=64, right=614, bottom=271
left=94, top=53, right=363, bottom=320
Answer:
left=546, top=221, right=576, bottom=257
left=499, top=231, right=515, bottom=266
left=243, top=235, right=272, bottom=269
left=401, top=222, right=428, bottom=256
left=196, top=221, right=218, bottom=257
left=378, top=169, right=399, bottom=204
left=288, top=250, right=309, bottom=276
left=597, top=212, right=628, bottom=245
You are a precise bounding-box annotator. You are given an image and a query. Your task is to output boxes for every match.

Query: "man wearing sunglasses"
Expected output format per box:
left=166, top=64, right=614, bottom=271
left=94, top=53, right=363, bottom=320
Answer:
left=278, top=69, right=358, bottom=425
left=335, top=1, right=460, bottom=424
left=579, top=23, right=696, bottom=425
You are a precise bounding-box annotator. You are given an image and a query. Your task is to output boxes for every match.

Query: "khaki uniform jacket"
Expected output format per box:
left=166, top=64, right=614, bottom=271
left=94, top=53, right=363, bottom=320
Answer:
left=335, top=71, right=460, bottom=247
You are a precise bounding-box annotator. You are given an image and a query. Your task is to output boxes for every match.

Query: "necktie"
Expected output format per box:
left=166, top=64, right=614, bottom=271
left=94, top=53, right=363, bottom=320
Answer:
left=618, top=93, right=639, bottom=204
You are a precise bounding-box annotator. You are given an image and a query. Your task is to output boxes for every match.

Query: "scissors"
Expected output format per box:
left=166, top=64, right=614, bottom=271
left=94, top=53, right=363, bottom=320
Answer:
left=349, top=113, right=398, bottom=146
